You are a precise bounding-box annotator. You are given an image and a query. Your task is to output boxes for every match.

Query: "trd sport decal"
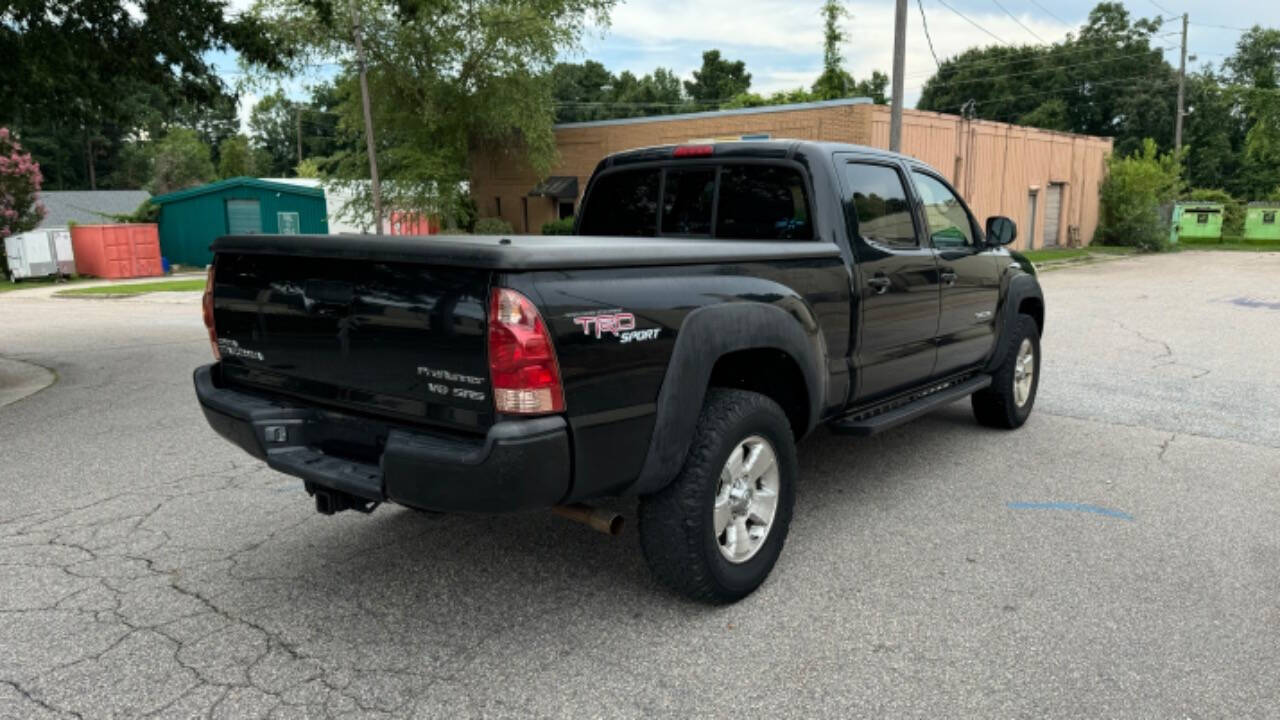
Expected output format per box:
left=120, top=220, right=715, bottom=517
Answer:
left=570, top=311, right=662, bottom=344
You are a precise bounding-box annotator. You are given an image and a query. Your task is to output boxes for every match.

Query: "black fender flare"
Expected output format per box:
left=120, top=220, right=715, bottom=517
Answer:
left=986, top=273, right=1044, bottom=372
left=629, top=302, right=826, bottom=496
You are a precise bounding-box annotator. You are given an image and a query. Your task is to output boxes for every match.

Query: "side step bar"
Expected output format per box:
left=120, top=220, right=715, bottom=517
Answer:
left=828, top=374, right=992, bottom=437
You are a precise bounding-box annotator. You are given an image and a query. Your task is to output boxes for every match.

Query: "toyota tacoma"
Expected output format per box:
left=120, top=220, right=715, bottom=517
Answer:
left=194, top=140, right=1044, bottom=603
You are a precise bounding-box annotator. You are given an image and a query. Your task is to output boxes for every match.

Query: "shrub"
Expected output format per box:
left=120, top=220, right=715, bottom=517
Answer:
left=1183, top=188, right=1243, bottom=236
left=541, top=216, right=574, bottom=235
left=473, top=217, right=513, bottom=235
left=1097, top=139, right=1184, bottom=252
left=0, top=127, right=46, bottom=278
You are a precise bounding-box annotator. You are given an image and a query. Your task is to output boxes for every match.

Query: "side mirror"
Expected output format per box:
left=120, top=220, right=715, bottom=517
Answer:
left=986, top=216, right=1017, bottom=246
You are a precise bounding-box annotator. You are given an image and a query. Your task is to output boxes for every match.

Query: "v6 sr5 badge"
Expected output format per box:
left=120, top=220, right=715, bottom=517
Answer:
left=570, top=310, right=662, bottom=344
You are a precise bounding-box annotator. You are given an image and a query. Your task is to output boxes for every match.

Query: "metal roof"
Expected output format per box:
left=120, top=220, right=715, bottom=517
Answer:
left=149, top=176, right=324, bottom=205
left=528, top=176, right=579, bottom=199
left=553, top=97, right=873, bottom=130
left=36, top=190, right=150, bottom=228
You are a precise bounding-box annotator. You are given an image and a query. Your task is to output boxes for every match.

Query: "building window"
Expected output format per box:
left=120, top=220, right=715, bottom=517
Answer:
left=1264, top=212, right=1276, bottom=224
left=1197, top=213, right=1209, bottom=224
left=494, top=197, right=502, bottom=217
left=558, top=201, right=575, bottom=220
left=277, top=211, right=300, bottom=234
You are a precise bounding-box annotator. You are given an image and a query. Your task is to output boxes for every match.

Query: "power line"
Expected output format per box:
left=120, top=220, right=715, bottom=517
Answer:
left=918, top=0, right=942, bottom=69
left=933, top=0, right=1013, bottom=46
left=1190, top=22, right=1252, bottom=32
left=1147, top=0, right=1175, bottom=15
left=910, top=46, right=1179, bottom=93
left=990, top=0, right=1047, bottom=44
left=904, top=36, right=1177, bottom=79
left=972, top=72, right=1178, bottom=119
left=1023, top=0, right=1069, bottom=27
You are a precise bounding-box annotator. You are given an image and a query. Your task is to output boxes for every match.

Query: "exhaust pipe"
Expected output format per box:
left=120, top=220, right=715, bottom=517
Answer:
left=552, top=504, right=624, bottom=536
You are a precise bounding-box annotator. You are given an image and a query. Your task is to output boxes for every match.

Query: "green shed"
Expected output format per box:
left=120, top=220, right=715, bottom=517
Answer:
left=1172, top=202, right=1224, bottom=243
left=1244, top=202, right=1280, bottom=241
left=150, top=177, right=328, bottom=267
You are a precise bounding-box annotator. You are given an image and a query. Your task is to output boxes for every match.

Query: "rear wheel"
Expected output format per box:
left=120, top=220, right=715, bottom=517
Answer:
left=972, top=313, right=1040, bottom=429
left=638, top=389, right=797, bottom=603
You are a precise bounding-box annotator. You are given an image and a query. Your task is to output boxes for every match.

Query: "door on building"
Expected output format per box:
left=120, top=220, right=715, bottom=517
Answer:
left=909, top=169, right=1002, bottom=377
left=1043, top=182, right=1064, bottom=246
left=226, top=199, right=262, bottom=235
left=838, top=157, right=941, bottom=402
left=1026, top=190, right=1039, bottom=250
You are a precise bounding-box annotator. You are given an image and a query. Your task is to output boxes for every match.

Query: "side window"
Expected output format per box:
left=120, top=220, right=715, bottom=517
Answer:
left=911, top=171, right=976, bottom=248
left=662, top=168, right=716, bottom=236
left=578, top=169, right=660, bottom=236
left=715, top=165, right=813, bottom=240
left=843, top=162, right=917, bottom=248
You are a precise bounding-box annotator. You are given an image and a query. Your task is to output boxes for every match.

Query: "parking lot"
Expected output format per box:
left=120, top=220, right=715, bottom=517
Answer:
left=1, top=250, right=1278, bottom=718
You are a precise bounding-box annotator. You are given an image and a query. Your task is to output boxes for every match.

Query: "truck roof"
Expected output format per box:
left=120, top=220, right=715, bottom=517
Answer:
left=600, top=139, right=913, bottom=169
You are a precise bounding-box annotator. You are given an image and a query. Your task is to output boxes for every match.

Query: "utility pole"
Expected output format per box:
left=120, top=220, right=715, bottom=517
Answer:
left=352, top=3, right=384, bottom=235
left=295, top=105, right=303, bottom=168
left=889, top=0, right=908, bottom=152
left=1174, top=13, right=1188, bottom=153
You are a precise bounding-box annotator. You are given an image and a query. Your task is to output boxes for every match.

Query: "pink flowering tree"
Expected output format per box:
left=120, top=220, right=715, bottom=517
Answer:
left=0, top=128, right=47, bottom=278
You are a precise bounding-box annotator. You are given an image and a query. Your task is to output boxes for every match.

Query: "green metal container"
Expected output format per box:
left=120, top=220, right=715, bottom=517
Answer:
left=1172, top=202, right=1224, bottom=242
left=1244, top=202, right=1280, bottom=241
left=150, top=177, right=328, bottom=267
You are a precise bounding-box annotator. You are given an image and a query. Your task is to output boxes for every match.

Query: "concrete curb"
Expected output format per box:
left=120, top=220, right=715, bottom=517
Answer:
left=0, top=357, right=56, bottom=409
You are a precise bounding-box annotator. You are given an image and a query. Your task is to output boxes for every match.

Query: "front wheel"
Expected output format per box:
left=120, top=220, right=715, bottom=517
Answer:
left=972, top=313, right=1041, bottom=429
left=638, top=389, right=797, bottom=603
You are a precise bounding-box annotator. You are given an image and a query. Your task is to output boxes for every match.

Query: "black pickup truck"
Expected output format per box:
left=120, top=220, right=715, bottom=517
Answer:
left=195, top=140, right=1043, bottom=602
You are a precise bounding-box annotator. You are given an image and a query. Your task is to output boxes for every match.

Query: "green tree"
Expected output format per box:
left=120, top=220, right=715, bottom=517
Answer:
left=248, top=0, right=615, bottom=224
left=249, top=91, right=300, bottom=177
left=917, top=3, right=1174, bottom=157
left=0, top=0, right=285, bottom=190
left=684, top=50, right=752, bottom=105
left=811, top=1, right=850, bottom=100
left=1097, top=139, right=1183, bottom=251
left=1017, top=98, right=1071, bottom=131
left=149, top=129, right=215, bottom=195
left=218, top=135, right=257, bottom=178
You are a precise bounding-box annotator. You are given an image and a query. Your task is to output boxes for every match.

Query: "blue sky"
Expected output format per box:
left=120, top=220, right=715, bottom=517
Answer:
left=217, top=0, right=1280, bottom=130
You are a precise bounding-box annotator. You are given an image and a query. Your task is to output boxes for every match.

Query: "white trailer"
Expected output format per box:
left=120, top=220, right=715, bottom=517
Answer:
left=4, top=228, right=75, bottom=281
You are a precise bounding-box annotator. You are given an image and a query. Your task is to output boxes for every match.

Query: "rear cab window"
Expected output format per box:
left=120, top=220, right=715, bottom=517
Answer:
left=578, top=162, right=813, bottom=240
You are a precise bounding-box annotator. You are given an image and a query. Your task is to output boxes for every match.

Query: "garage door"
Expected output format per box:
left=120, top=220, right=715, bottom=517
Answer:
left=226, top=199, right=262, bottom=235
left=1043, top=183, right=1063, bottom=246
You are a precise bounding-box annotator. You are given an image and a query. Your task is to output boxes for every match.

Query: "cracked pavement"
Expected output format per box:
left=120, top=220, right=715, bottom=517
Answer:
left=1, top=251, right=1278, bottom=718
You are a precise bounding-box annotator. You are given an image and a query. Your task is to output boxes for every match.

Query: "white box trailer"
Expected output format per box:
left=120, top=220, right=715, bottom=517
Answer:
left=4, top=228, right=75, bottom=281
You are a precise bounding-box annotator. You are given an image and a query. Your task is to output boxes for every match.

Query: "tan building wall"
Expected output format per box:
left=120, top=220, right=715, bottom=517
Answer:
left=471, top=98, right=1113, bottom=250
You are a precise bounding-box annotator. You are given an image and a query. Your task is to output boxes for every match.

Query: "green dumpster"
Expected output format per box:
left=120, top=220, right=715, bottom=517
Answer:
left=1173, top=202, right=1224, bottom=242
left=1244, top=202, right=1280, bottom=241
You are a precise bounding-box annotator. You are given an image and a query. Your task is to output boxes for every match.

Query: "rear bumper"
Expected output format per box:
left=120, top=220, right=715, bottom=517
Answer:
left=193, top=364, right=571, bottom=513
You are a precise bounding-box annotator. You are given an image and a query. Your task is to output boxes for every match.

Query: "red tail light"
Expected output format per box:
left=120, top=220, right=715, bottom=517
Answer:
left=488, top=287, right=564, bottom=414
left=673, top=144, right=714, bottom=157
left=202, top=265, right=220, bottom=360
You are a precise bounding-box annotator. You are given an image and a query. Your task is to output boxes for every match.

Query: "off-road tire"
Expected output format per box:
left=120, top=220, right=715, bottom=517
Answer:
left=972, top=313, right=1041, bottom=429
left=638, top=388, right=797, bottom=603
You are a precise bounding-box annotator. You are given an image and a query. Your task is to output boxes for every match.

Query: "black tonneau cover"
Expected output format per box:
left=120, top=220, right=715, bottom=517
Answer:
left=212, top=234, right=840, bottom=270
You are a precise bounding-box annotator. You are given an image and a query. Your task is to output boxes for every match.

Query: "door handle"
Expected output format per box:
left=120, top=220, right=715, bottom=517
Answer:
left=867, top=275, right=891, bottom=294
left=940, top=270, right=957, bottom=286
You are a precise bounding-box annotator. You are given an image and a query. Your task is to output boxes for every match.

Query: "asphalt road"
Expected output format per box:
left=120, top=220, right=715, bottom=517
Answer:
left=1, top=251, right=1277, bottom=719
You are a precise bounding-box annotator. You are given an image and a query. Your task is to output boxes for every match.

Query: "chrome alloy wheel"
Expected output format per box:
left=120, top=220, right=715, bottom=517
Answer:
left=713, top=435, right=781, bottom=564
left=1013, top=338, right=1035, bottom=407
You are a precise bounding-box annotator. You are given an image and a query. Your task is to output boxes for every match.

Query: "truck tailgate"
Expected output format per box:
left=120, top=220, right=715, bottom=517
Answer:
left=211, top=252, right=494, bottom=432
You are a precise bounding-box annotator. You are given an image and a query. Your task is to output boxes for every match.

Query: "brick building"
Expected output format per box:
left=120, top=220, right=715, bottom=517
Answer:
left=470, top=97, right=1113, bottom=251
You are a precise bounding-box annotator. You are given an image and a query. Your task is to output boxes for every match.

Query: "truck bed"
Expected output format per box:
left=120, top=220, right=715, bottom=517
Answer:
left=211, top=233, right=841, bottom=270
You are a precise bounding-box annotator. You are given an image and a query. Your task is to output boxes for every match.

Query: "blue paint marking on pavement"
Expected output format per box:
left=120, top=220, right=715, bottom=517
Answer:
left=1007, top=501, right=1135, bottom=521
